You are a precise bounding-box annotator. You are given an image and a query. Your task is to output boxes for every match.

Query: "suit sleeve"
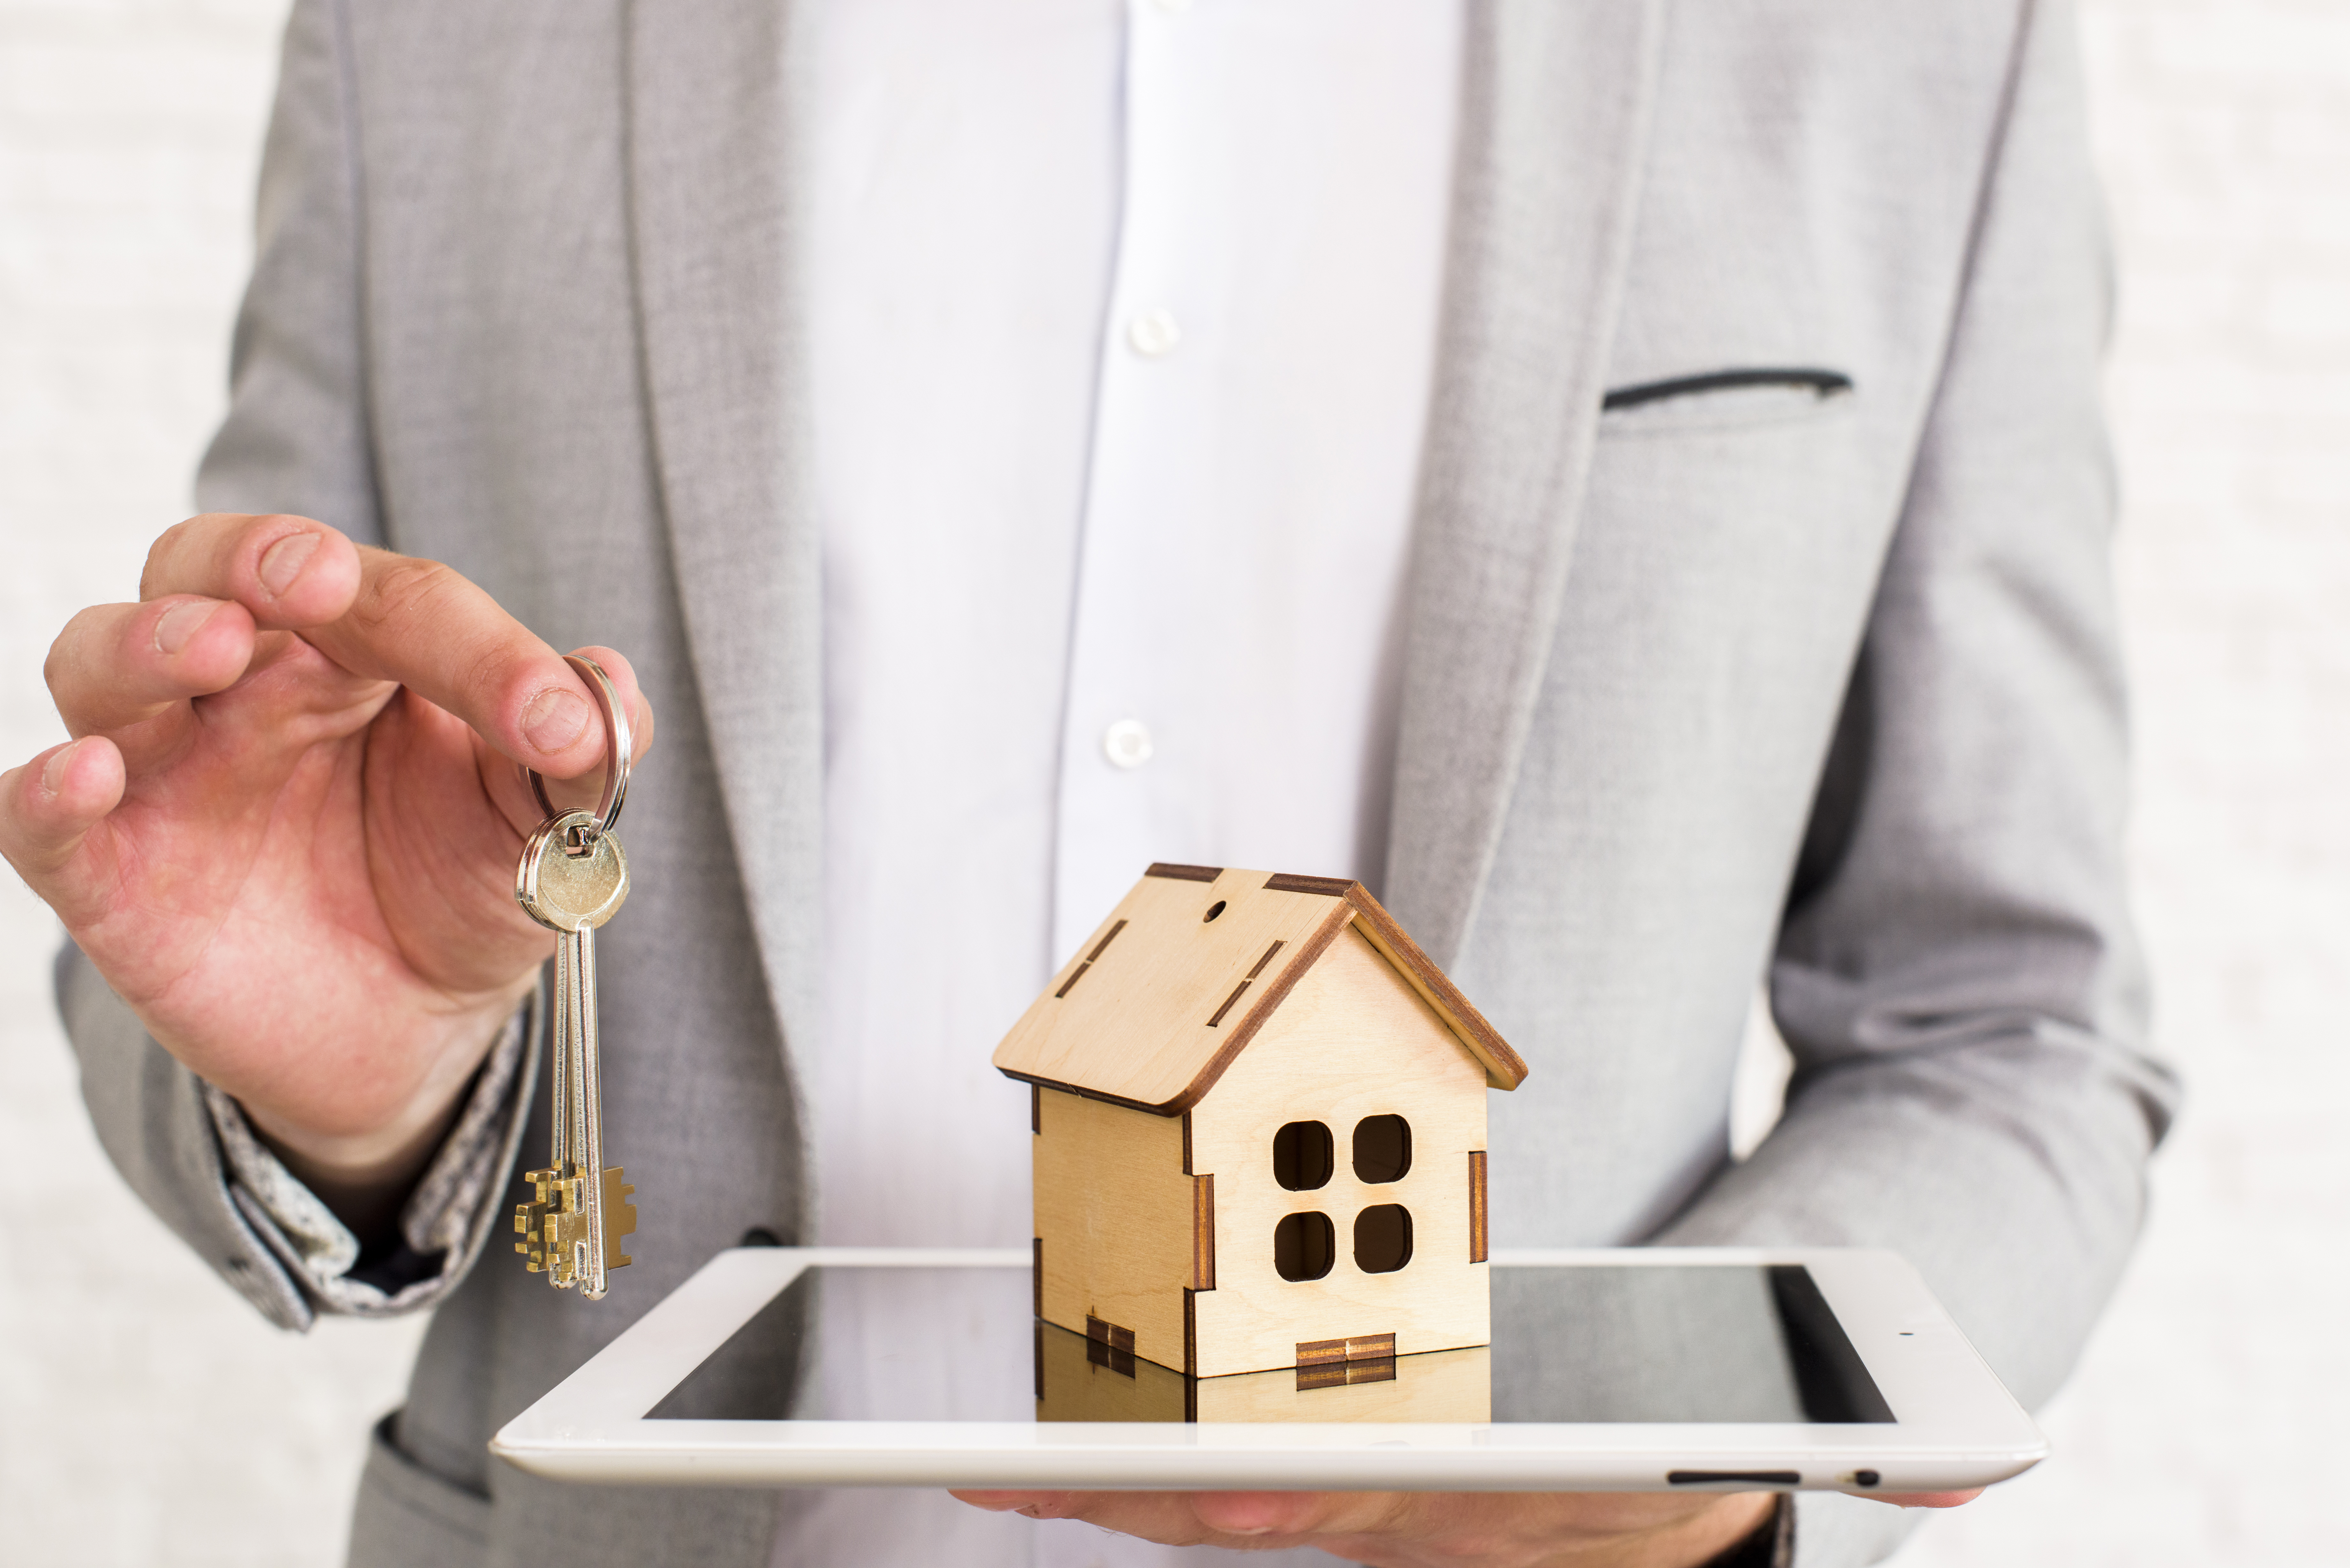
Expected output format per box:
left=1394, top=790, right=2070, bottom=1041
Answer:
left=1656, top=1, right=2181, bottom=1556
left=193, top=0, right=382, bottom=534
left=62, top=0, right=534, bottom=1329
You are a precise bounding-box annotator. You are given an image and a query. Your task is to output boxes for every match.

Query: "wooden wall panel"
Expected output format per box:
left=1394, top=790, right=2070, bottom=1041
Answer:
left=1186, top=928, right=1491, bottom=1377
left=1032, top=1088, right=1194, bottom=1373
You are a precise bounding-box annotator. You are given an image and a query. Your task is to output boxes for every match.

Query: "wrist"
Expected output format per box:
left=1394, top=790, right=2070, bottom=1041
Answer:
left=237, top=990, right=527, bottom=1231
left=244, top=1085, right=463, bottom=1198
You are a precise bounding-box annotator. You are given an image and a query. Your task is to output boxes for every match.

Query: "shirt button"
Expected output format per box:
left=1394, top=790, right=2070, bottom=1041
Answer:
left=1126, top=307, right=1182, bottom=358
left=1103, top=719, right=1155, bottom=770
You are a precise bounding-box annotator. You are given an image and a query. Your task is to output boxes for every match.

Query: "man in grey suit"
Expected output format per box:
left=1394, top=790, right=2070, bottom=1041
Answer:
left=3, top=1, right=2177, bottom=1564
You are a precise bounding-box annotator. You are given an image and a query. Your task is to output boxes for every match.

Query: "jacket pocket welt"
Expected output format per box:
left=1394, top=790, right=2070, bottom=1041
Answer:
left=1599, top=366, right=1854, bottom=434
left=347, top=1411, right=491, bottom=1568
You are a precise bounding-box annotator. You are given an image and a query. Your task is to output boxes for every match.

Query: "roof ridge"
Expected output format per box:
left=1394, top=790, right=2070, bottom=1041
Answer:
left=1245, top=874, right=1528, bottom=1093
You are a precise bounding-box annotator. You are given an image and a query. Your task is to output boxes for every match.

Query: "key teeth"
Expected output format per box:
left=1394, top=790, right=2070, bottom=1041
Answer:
left=602, top=1167, right=637, bottom=1270
left=514, top=1165, right=594, bottom=1286
left=514, top=1166, right=557, bottom=1274
left=517, top=1161, right=635, bottom=1287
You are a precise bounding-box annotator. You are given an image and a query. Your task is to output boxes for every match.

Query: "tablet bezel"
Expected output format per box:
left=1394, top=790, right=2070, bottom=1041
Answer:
left=489, top=1246, right=2044, bottom=1494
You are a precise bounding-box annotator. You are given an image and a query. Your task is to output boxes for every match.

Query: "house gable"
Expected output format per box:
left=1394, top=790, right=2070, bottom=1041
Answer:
left=1186, top=926, right=1493, bottom=1375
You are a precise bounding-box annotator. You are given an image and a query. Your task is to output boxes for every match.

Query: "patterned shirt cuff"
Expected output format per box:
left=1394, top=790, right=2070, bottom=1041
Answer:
left=201, top=997, right=534, bottom=1317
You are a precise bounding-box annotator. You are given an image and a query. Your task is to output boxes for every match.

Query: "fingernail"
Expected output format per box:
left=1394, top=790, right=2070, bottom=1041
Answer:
left=258, top=531, right=321, bottom=596
left=41, top=741, right=79, bottom=796
left=154, top=599, right=220, bottom=655
left=521, top=687, right=590, bottom=757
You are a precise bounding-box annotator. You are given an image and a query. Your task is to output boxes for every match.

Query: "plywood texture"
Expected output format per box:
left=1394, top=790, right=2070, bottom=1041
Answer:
left=995, top=869, right=1348, bottom=1111
left=1031, top=1089, right=1195, bottom=1373
left=1036, top=1322, right=1491, bottom=1424
left=1188, top=928, right=1493, bottom=1376
left=992, top=867, right=1524, bottom=1113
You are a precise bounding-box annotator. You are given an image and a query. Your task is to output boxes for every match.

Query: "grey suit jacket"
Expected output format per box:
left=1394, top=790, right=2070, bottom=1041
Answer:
left=61, top=1, right=2178, bottom=1564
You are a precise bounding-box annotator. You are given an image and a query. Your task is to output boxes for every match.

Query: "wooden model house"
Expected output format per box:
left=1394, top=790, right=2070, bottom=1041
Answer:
left=1032, top=1319, right=1493, bottom=1425
left=993, top=863, right=1528, bottom=1395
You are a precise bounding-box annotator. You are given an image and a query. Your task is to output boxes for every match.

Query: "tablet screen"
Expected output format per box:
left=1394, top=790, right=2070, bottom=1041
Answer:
left=647, top=1263, right=1894, bottom=1426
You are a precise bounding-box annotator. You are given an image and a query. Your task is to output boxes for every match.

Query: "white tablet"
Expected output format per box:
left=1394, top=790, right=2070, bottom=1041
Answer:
left=490, top=1246, right=2043, bottom=1495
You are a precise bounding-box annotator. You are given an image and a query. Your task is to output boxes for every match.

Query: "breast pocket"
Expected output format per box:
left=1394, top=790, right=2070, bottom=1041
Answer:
left=1598, top=366, right=1855, bottom=436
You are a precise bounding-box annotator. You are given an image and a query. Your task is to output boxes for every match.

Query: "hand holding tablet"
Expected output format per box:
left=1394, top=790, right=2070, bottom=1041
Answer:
left=951, top=1486, right=1785, bottom=1566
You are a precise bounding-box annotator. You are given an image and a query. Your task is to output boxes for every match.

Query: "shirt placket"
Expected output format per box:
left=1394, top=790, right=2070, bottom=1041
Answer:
left=1051, top=0, right=1222, bottom=964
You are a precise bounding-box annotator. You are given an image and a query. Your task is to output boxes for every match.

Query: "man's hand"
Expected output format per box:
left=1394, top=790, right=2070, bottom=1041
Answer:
left=953, top=1486, right=1979, bottom=1566
left=952, top=1490, right=1776, bottom=1567
left=0, top=513, right=652, bottom=1226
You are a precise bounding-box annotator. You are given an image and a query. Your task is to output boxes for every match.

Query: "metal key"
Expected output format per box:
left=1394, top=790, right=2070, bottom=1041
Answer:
left=512, top=656, right=639, bottom=1300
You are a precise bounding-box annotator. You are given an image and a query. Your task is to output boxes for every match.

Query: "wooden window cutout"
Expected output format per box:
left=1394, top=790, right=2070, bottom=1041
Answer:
left=1352, top=1114, right=1412, bottom=1183
left=1272, top=1120, right=1334, bottom=1191
left=1354, top=1204, right=1414, bottom=1274
left=1274, top=1211, right=1336, bottom=1281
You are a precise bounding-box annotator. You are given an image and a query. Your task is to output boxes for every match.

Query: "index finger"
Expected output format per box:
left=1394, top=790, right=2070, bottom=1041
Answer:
left=301, top=547, right=610, bottom=778
left=139, top=511, right=363, bottom=629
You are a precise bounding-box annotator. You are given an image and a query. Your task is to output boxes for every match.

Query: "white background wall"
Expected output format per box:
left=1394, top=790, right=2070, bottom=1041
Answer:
left=1, top=2, right=2342, bottom=1564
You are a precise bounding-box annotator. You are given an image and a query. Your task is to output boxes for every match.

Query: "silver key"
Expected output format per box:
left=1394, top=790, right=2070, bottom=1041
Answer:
left=512, top=657, right=639, bottom=1300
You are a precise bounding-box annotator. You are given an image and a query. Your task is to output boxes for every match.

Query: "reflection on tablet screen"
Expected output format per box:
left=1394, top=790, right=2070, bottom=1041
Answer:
left=645, top=1264, right=1893, bottom=1425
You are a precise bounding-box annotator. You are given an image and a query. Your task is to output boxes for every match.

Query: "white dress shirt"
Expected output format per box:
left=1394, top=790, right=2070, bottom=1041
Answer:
left=800, top=0, right=1460, bottom=1560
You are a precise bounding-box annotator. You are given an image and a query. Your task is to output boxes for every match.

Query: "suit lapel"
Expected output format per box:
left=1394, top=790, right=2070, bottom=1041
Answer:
left=625, top=0, right=823, bottom=1052
left=1384, top=0, right=1669, bottom=966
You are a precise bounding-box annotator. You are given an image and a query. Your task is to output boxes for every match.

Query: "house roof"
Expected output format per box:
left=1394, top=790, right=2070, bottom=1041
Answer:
left=992, top=864, right=1527, bottom=1116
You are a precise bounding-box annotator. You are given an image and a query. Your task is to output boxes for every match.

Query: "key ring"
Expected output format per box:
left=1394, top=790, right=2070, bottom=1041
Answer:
left=525, top=654, right=631, bottom=845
